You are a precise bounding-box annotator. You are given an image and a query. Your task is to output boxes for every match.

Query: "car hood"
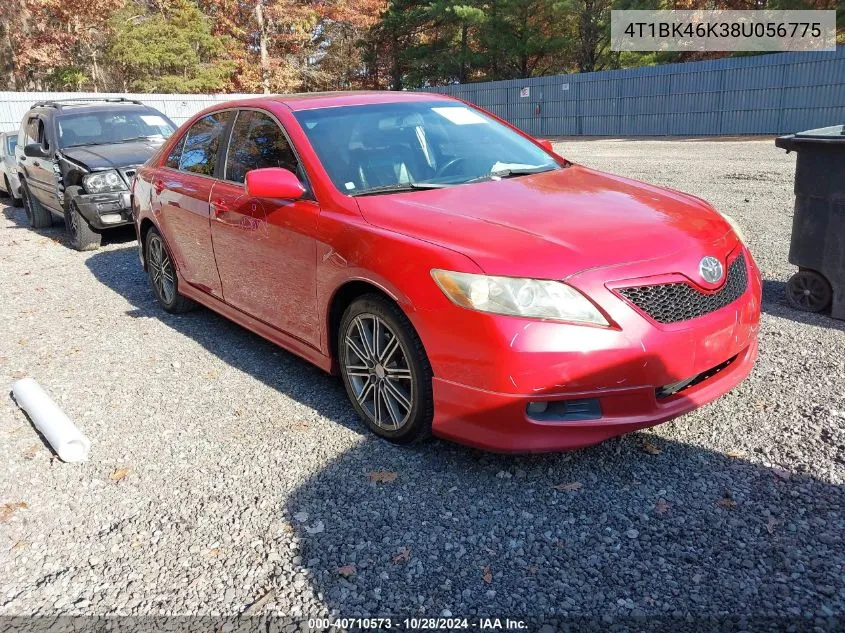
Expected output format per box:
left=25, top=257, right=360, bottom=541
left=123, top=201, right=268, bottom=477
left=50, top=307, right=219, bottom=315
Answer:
left=354, top=164, right=735, bottom=279
left=59, top=138, right=166, bottom=170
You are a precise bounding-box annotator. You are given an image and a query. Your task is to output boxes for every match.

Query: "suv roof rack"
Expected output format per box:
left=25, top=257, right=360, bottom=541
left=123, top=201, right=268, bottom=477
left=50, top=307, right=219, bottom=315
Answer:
left=31, top=97, right=145, bottom=110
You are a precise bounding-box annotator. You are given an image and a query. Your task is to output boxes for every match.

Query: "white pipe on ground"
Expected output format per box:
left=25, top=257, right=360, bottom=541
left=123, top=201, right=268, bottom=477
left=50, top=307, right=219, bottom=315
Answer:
left=11, top=378, right=91, bottom=463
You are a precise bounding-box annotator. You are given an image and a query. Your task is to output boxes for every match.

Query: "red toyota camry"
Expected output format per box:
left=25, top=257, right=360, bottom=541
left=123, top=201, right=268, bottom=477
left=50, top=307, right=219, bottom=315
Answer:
left=131, top=92, right=761, bottom=452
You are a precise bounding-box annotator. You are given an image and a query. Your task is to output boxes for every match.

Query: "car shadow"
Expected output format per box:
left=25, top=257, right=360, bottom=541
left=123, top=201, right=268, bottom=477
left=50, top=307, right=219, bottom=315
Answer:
left=762, top=278, right=845, bottom=332
left=2, top=204, right=136, bottom=249
left=281, top=414, right=845, bottom=621
left=84, top=244, right=357, bottom=434
left=83, top=244, right=843, bottom=621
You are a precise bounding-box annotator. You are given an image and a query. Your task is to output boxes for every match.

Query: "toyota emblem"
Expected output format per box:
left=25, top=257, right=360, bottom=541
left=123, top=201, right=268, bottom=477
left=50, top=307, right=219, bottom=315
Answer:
left=699, top=256, right=724, bottom=283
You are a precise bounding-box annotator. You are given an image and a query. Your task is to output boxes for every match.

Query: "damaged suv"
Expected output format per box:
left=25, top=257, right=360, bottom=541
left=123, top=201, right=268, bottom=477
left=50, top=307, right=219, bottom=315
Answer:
left=16, top=98, right=175, bottom=250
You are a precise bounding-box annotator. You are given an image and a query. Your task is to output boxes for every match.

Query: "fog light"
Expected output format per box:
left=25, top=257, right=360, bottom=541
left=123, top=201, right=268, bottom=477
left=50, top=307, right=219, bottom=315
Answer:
left=526, top=401, right=548, bottom=414
left=100, top=214, right=123, bottom=224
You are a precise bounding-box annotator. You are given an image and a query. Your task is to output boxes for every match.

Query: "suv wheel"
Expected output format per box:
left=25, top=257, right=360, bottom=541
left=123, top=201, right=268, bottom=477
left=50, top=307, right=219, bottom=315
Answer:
left=338, top=294, right=433, bottom=444
left=146, top=227, right=196, bottom=313
left=21, top=181, right=52, bottom=228
left=65, top=202, right=101, bottom=251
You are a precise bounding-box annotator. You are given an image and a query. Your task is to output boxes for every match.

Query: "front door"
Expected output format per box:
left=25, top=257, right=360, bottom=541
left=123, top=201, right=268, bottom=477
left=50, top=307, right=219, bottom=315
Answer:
left=209, top=109, right=320, bottom=346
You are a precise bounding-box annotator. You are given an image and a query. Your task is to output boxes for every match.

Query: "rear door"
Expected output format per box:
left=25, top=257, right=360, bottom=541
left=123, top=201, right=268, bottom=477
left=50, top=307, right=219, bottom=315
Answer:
left=154, top=111, right=232, bottom=298
left=209, top=108, right=320, bottom=345
left=19, top=115, right=60, bottom=210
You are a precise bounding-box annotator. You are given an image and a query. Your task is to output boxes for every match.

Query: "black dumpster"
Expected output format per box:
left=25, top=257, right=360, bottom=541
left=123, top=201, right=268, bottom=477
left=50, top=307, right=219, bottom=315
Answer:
left=775, top=125, right=845, bottom=319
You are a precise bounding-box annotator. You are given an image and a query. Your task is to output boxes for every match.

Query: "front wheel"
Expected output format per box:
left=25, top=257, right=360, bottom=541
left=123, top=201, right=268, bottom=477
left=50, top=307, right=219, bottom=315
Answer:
left=66, top=202, right=101, bottom=251
left=338, top=294, right=433, bottom=444
left=145, top=227, right=196, bottom=314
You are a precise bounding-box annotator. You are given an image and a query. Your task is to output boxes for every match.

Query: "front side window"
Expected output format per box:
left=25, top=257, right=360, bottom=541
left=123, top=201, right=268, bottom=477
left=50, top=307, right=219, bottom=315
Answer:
left=56, top=109, right=175, bottom=148
left=37, top=119, right=50, bottom=151
left=6, top=135, right=17, bottom=155
left=294, top=101, right=560, bottom=195
left=225, top=110, right=299, bottom=184
left=179, top=111, right=232, bottom=176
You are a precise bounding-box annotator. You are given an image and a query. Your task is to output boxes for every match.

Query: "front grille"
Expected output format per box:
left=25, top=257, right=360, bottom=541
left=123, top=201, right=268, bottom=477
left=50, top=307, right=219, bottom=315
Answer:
left=618, top=253, right=748, bottom=324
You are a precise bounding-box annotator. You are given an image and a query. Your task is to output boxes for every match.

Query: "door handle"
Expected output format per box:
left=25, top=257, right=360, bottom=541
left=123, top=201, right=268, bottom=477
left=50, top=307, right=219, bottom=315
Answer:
left=154, top=180, right=165, bottom=195
left=211, top=198, right=229, bottom=217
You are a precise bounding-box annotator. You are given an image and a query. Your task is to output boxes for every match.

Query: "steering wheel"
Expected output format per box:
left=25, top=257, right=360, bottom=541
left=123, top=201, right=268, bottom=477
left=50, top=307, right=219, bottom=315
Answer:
left=437, top=156, right=469, bottom=178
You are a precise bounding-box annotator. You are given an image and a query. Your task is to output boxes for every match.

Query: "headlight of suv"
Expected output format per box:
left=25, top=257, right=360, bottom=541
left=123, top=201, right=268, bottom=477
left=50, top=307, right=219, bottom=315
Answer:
left=431, top=269, right=609, bottom=326
left=82, top=170, right=127, bottom=194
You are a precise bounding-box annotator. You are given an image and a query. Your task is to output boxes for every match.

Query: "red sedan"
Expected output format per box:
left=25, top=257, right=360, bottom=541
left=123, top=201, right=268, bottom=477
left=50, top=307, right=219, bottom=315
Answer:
left=132, top=92, right=761, bottom=452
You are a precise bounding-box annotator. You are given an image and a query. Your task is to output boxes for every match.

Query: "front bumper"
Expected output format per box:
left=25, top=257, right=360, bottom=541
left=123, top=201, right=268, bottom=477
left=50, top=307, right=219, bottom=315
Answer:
left=432, top=339, right=757, bottom=452
left=424, top=244, right=762, bottom=452
left=73, top=191, right=133, bottom=230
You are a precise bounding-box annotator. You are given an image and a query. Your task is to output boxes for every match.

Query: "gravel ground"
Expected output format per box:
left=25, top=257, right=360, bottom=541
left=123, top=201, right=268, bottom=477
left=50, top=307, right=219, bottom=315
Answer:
left=0, top=138, right=843, bottom=626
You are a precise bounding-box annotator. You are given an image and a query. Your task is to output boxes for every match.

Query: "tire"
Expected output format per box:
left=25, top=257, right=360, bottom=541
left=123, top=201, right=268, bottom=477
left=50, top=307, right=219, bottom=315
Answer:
left=145, top=226, right=196, bottom=314
left=21, top=181, right=52, bottom=229
left=786, top=270, right=832, bottom=313
left=1, top=176, right=9, bottom=198
left=338, top=294, right=433, bottom=444
left=66, top=202, right=101, bottom=251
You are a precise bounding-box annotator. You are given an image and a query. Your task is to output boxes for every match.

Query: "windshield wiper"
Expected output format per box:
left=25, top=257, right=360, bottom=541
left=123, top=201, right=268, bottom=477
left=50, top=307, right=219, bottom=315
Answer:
left=114, top=135, right=164, bottom=143
left=62, top=142, right=103, bottom=148
left=351, top=182, right=452, bottom=197
left=466, top=165, right=560, bottom=184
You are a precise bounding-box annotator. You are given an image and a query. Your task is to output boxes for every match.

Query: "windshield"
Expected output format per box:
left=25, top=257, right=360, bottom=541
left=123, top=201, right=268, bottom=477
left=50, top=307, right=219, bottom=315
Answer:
left=57, top=110, right=175, bottom=148
left=294, top=101, right=560, bottom=195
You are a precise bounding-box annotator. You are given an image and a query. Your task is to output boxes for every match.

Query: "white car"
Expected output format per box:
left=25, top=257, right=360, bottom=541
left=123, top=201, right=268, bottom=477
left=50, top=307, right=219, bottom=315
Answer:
left=0, top=130, right=22, bottom=206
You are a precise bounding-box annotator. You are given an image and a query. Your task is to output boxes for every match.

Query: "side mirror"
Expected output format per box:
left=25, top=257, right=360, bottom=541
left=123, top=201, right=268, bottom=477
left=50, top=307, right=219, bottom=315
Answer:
left=245, top=167, right=305, bottom=200
left=537, top=139, right=554, bottom=153
left=24, top=143, right=50, bottom=159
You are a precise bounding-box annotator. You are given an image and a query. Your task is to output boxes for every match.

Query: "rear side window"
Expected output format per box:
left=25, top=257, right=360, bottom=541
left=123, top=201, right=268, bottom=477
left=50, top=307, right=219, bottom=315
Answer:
left=179, top=111, right=231, bottom=176
left=165, top=135, right=186, bottom=169
left=22, top=117, right=38, bottom=146
left=225, top=110, right=299, bottom=184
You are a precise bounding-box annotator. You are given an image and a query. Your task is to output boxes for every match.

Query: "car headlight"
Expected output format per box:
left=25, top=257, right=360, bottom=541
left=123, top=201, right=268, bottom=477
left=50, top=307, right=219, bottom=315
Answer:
left=717, top=210, right=746, bottom=244
left=431, top=269, right=609, bottom=326
left=83, top=170, right=127, bottom=194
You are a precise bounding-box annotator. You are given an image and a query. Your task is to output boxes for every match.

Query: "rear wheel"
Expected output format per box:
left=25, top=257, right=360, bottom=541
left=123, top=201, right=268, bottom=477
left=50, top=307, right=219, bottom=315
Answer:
left=786, top=270, right=831, bottom=313
left=145, top=227, right=196, bottom=313
left=338, top=294, right=433, bottom=444
left=66, top=202, right=101, bottom=251
left=21, top=181, right=52, bottom=228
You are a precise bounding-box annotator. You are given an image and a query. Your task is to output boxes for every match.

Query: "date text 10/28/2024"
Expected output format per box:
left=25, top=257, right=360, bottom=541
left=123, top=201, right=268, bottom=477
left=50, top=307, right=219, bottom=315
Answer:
left=307, top=618, right=528, bottom=630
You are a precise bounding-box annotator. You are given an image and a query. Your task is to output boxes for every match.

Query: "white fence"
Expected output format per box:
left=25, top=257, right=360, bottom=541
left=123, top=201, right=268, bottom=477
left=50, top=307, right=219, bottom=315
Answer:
left=0, top=92, right=259, bottom=133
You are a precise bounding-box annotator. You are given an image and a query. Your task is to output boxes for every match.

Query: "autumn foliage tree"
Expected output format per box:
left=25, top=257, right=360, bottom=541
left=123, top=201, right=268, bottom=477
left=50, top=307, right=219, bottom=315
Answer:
left=0, top=0, right=840, bottom=92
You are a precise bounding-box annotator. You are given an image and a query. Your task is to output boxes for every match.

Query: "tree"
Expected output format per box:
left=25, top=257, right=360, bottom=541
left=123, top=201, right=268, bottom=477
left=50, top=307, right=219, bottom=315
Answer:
left=108, top=0, right=234, bottom=92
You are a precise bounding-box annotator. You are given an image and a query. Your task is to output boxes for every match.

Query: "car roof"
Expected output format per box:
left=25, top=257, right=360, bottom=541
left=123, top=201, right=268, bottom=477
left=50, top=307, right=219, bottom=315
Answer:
left=218, top=90, right=458, bottom=112
left=29, top=102, right=162, bottom=117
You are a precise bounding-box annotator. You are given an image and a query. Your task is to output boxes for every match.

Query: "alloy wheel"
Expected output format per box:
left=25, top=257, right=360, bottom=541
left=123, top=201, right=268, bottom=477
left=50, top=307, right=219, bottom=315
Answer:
left=148, top=234, right=176, bottom=305
left=343, top=313, right=414, bottom=430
